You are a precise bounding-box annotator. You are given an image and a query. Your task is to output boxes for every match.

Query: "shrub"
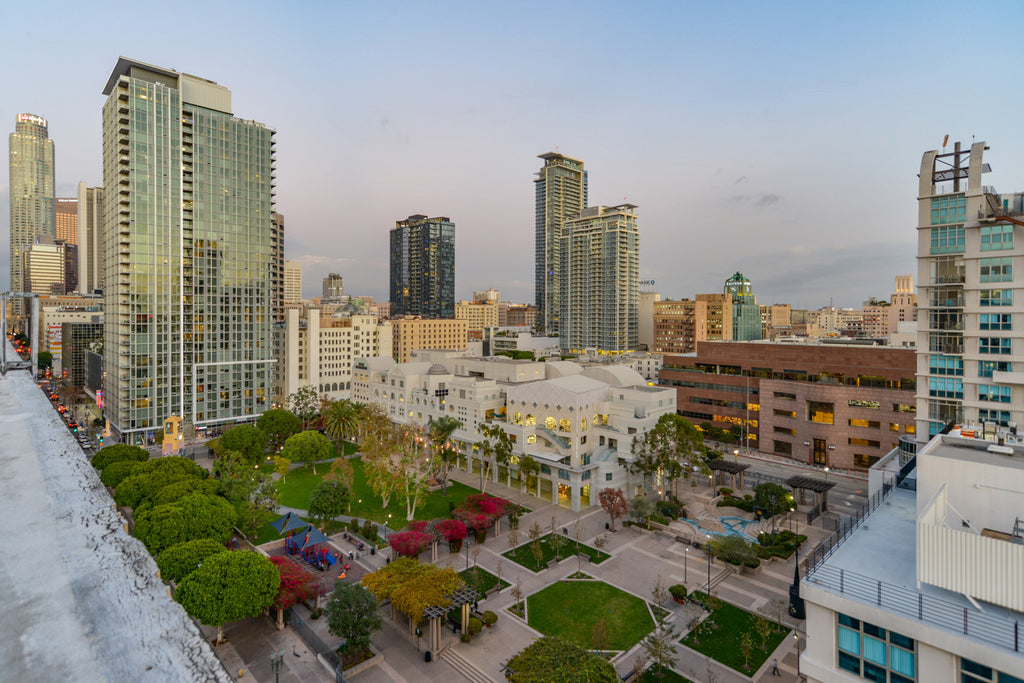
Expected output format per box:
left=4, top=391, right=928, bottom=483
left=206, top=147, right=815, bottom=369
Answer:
left=655, top=500, right=680, bottom=520
left=362, top=520, right=377, bottom=541
left=388, top=530, right=431, bottom=558
left=460, top=632, right=472, bottom=643
left=743, top=558, right=761, bottom=569
left=156, top=538, right=229, bottom=583
left=481, top=610, right=497, bottom=626
left=349, top=518, right=360, bottom=534
left=718, top=487, right=733, bottom=497
left=468, top=617, right=483, bottom=635
left=669, top=584, right=688, bottom=601
left=648, top=514, right=670, bottom=526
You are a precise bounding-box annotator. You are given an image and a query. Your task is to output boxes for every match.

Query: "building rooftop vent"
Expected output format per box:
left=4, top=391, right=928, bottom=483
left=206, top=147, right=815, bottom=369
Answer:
left=987, top=444, right=1015, bottom=456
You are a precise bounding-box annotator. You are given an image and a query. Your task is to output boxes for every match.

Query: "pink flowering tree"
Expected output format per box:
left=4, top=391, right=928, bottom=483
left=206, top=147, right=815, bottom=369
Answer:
left=436, top=519, right=468, bottom=552
left=388, top=530, right=431, bottom=558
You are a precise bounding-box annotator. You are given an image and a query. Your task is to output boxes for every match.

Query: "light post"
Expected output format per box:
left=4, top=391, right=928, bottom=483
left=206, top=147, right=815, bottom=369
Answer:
left=790, top=506, right=796, bottom=533
left=824, top=466, right=830, bottom=482
left=769, top=495, right=777, bottom=536
left=684, top=547, right=689, bottom=583
left=705, top=534, right=712, bottom=594
left=465, top=536, right=473, bottom=572
left=270, top=649, right=284, bottom=683
left=733, top=448, right=739, bottom=463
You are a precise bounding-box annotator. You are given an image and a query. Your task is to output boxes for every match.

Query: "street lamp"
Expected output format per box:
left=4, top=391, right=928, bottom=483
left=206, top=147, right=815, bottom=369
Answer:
left=824, top=466, right=830, bottom=482
left=270, top=649, right=284, bottom=683
left=465, top=536, right=473, bottom=572
left=705, top=534, right=712, bottom=594
left=769, top=495, right=777, bottom=535
left=684, top=547, right=689, bottom=583
left=733, top=448, right=739, bottom=462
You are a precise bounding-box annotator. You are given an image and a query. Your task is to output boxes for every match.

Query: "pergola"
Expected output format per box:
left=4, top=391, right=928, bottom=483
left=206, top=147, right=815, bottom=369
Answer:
left=422, top=585, right=479, bottom=651
left=786, top=475, right=836, bottom=511
left=708, top=459, right=751, bottom=490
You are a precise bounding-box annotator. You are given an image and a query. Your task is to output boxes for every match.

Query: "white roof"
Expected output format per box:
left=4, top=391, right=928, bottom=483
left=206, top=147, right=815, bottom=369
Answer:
left=581, top=365, right=645, bottom=387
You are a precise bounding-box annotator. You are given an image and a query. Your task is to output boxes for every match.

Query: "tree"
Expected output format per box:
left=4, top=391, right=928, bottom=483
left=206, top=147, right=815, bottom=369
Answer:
left=642, top=622, right=680, bottom=675
left=549, top=532, right=565, bottom=562
left=326, top=582, right=383, bottom=654
left=219, top=424, right=269, bottom=465
left=133, top=492, right=237, bottom=555
left=269, top=556, right=321, bottom=627
left=257, top=408, right=302, bottom=451
left=37, top=351, right=52, bottom=370
left=518, top=455, right=540, bottom=493
left=754, top=482, right=793, bottom=517
left=100, top=459, right=145, bottom=488
left=598, top=488, right=629, bottom=531
left=437, top=518, right=468, bottom=553
left=754, top=615, right=774, bottom=650
left=630, top=496, right=656, bottom=528
left=175, top=550, right=280, bottom=644
left=281, top=429, right=333, bottom=475
left=505, top=636, right=617, bottom=683
left=507, top=525, right=520, bottom=556
left=388, top=530, right=431, bottom=558
left=323, top=399, right=359, bottom=454
left=427, top=415, right=462, bottom=495
left=272, top=455, right=291, bottom=482
left=114, top=457, right=208, bottom=509
left=323, top=455, right=354, bottom=510
left=631, top=414, right=706, bottom=499
left=213, top=450, right=280, bottom=538
left=477, top=423, right=513, bottom=494
left=308, top=480, right=350, bottom=533
left=739, top=632, right=754, bottom=671
left=709, top=534, right=758, bottom=567
left=651, top=575, right=669, bottom=613
left=393, top=425, right=433, bottom=521
left=288, top=386, right=323, bottom=429
left=156, top=538, right=229, bottom=583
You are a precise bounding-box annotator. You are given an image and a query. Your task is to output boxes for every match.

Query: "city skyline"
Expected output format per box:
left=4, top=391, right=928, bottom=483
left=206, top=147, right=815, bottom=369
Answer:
left=3, top=1, right=1024, bottom=309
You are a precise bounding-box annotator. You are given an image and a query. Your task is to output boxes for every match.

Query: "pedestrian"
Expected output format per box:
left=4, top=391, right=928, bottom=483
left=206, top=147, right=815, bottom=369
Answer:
left=771, top=658, right=780, bottom=676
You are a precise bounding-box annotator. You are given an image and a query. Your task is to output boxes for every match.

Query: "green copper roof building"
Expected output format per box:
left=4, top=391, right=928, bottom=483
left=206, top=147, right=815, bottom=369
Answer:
left=101, top=58, right=276, bottom=444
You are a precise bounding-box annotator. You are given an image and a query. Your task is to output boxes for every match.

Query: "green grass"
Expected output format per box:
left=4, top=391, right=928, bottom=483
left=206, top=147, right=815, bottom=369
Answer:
left=638, top=665, right=692, bottom=683
left=681, top=592, right=789, bottom=675
left=275, top=457, right=480, bottom=527
left=502, top=533, right=611, bottom=571
left=459, top=566, right=510, bottom=596
left=527, top=580, right=654, bottom=650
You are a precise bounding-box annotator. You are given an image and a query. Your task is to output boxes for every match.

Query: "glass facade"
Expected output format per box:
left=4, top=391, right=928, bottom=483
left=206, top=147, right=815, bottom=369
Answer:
left=389, top=215, right=455, bottom=318
left=102, top=62, right=275, bottom=442
left=534, top=153, right=587, bottom=335
left=9, top=114, right=56, bottom=313
left=837, top=613, right=915, bottom=682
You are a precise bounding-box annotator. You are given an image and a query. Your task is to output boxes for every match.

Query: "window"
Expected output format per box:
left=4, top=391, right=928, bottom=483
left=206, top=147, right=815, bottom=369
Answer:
left=980, top=289, right=1013, bottom=306
left=930, top=194, right=966, bottom=225
left=980, top=224, right=1014, bottom=251
left=774, top=391, right=796, bottom=401
left=545, top=416, right=556, bottom=430
left=978, top=361, right=1012, bottom=378
left=773, top=426, right=796, bottom=435
left=978, top=385, right=1011, bottom=403
left=928, top=377, right=963, bottom=399
left=854, top=454, right=881, bottom=469
left=807, top=401, right=834, bottom=424
left=773, top=440, right=792, bottom=456
left=849, top=438, right=881, bottom=448
left=979, top=409, right=1011, bottom=427
left=980, top=313, right=1011, bottom=330
left=773, top=409, right=797, bottom=418
left=980, top=337, right=1012, bottom=355
left=558, top=418, right=571, bottom=433
left=980, top=257, right=1012, bottom=282
left=893, top=403, right=916, bottom=413
left=849, top=399, right=881, bottom=409
left=930, top=225, right=965, bottom=254
left=960, top=656, right=1024, bottom=683
left=849, top=419, right=881, bottom=429
left=928, top=355, right=963, bottom=376
left=837, top=613, right=915, bottom=682
left=605, top=472, right=613, bottom=481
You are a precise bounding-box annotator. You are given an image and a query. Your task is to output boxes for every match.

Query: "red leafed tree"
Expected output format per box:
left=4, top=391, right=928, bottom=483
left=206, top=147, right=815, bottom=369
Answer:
left=436, top=519, right=468, bottom=552
left=268, top=556, right=320, bottom=628
left=406, top=520, right=429, bottom=534
left=598, top=488, right=629, bottom=531
left=388, top=530, right=432, bottom=558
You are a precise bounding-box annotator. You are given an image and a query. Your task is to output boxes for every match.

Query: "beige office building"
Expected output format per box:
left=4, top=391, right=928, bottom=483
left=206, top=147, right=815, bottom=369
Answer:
left=55, top=198, right=78, bottom=245
left=696, top=292, right=733, bottom=341
left=455, top=299, right=499, bottom=332
left=77, top=184, right=104, bottom=294
left=653, top=298, right=707, bottom=354
left=24, top=237, right=68, bottom=295
left=391, top=317, right=468, bottom=363
left=284, top=259, right=302, bottom=304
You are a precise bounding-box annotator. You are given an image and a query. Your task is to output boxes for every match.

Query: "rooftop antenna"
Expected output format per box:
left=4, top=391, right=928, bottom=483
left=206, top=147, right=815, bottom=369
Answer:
left=942, top=134, right=949, bottom=151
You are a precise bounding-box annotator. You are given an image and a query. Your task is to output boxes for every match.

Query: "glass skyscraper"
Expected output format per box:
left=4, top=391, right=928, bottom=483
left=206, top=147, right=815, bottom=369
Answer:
left=389, top=214, right=455, bottom=319
left=9, top=113, right=55, bottom=313
left=101, top=58, right=276, bottom=443
left=535, top=152, right=587, bottom=335
left=725, top=271, right=761, bottom=341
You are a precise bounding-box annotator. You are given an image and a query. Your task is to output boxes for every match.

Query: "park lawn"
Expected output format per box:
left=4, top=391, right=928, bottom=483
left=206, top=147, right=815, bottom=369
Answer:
left=275, top=457, right=479, bottom=527
left=681, top=591, right=789, bottom=675
left=638, top=665, right=692, bottom=683
left=502, top=533, right=611, bottom=571
left=459, top=566, right=510, bottom=596
left=527, top=580, right=653, bottom=651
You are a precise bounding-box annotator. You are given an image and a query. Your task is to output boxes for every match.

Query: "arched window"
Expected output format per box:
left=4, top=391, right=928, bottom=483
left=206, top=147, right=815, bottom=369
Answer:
left=559, top=418, right=571, bottom=432
left=581, top=417, right=588, bottom=431
left=525, top=414, right=536, bottom=425
left=512, top=412, right=523, bottom=425
left=545, top=416, right=557, bottom=430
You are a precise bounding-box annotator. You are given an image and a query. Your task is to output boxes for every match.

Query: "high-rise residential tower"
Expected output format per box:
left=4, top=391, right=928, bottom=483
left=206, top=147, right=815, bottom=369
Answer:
left=535, top=152, right=587, bottom=334
left=283, top=259, right=302, bottom=304
left=101, top=58, right=276, bottom=444
left=916, top=141, right=1023, bottom=442
left=9, top=113, right=56, bottom=313
left=389, top=214, right=455, bottom=318
left=77, top=183, right=105, bottom=294
left=559, top=204, right=639, bottom=354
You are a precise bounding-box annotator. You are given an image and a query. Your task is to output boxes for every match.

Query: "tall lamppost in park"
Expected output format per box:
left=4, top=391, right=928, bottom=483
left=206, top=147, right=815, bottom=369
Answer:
left=733, top=448, right=739, bottom=463
left=684, top=547, right=689, bottom=583
left=705, top=534, right=712, bottom=593
left=824, top=466, right=830, bottom=482
left=270, top=649, right=284, bottom=683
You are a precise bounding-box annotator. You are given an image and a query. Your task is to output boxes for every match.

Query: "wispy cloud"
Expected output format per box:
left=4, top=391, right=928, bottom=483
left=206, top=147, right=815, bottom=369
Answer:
left=729, top=193, right=782, bottom=207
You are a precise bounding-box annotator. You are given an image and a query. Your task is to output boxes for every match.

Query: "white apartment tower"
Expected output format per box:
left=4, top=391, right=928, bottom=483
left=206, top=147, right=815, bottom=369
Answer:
left=560, top=204, right=640, bottom=354
left=916, top=141, right=1024, bottom=441
left=77, top=183, right=104, bottom=294
left=101, top=58, right=276, bottom=443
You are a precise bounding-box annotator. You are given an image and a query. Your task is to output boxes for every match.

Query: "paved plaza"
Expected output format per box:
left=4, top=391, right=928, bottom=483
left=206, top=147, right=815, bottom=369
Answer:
left=218, top=452, right=859, bottom=682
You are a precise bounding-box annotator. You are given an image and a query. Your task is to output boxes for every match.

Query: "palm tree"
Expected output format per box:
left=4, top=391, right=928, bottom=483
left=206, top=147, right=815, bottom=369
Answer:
left=428, top=416, right=463, bottom=495
left=324, top=399, right=359, bottom=456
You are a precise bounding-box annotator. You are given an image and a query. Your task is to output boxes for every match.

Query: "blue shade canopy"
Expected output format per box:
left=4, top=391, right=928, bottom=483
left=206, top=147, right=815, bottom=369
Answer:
left=269, top=512, right=307, bottom=535
left=291, top=525, right=331, bottom=551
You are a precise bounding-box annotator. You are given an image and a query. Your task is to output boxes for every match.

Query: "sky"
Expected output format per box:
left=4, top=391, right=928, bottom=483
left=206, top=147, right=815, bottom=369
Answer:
left=3, top=0, right=1024, bottom=310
